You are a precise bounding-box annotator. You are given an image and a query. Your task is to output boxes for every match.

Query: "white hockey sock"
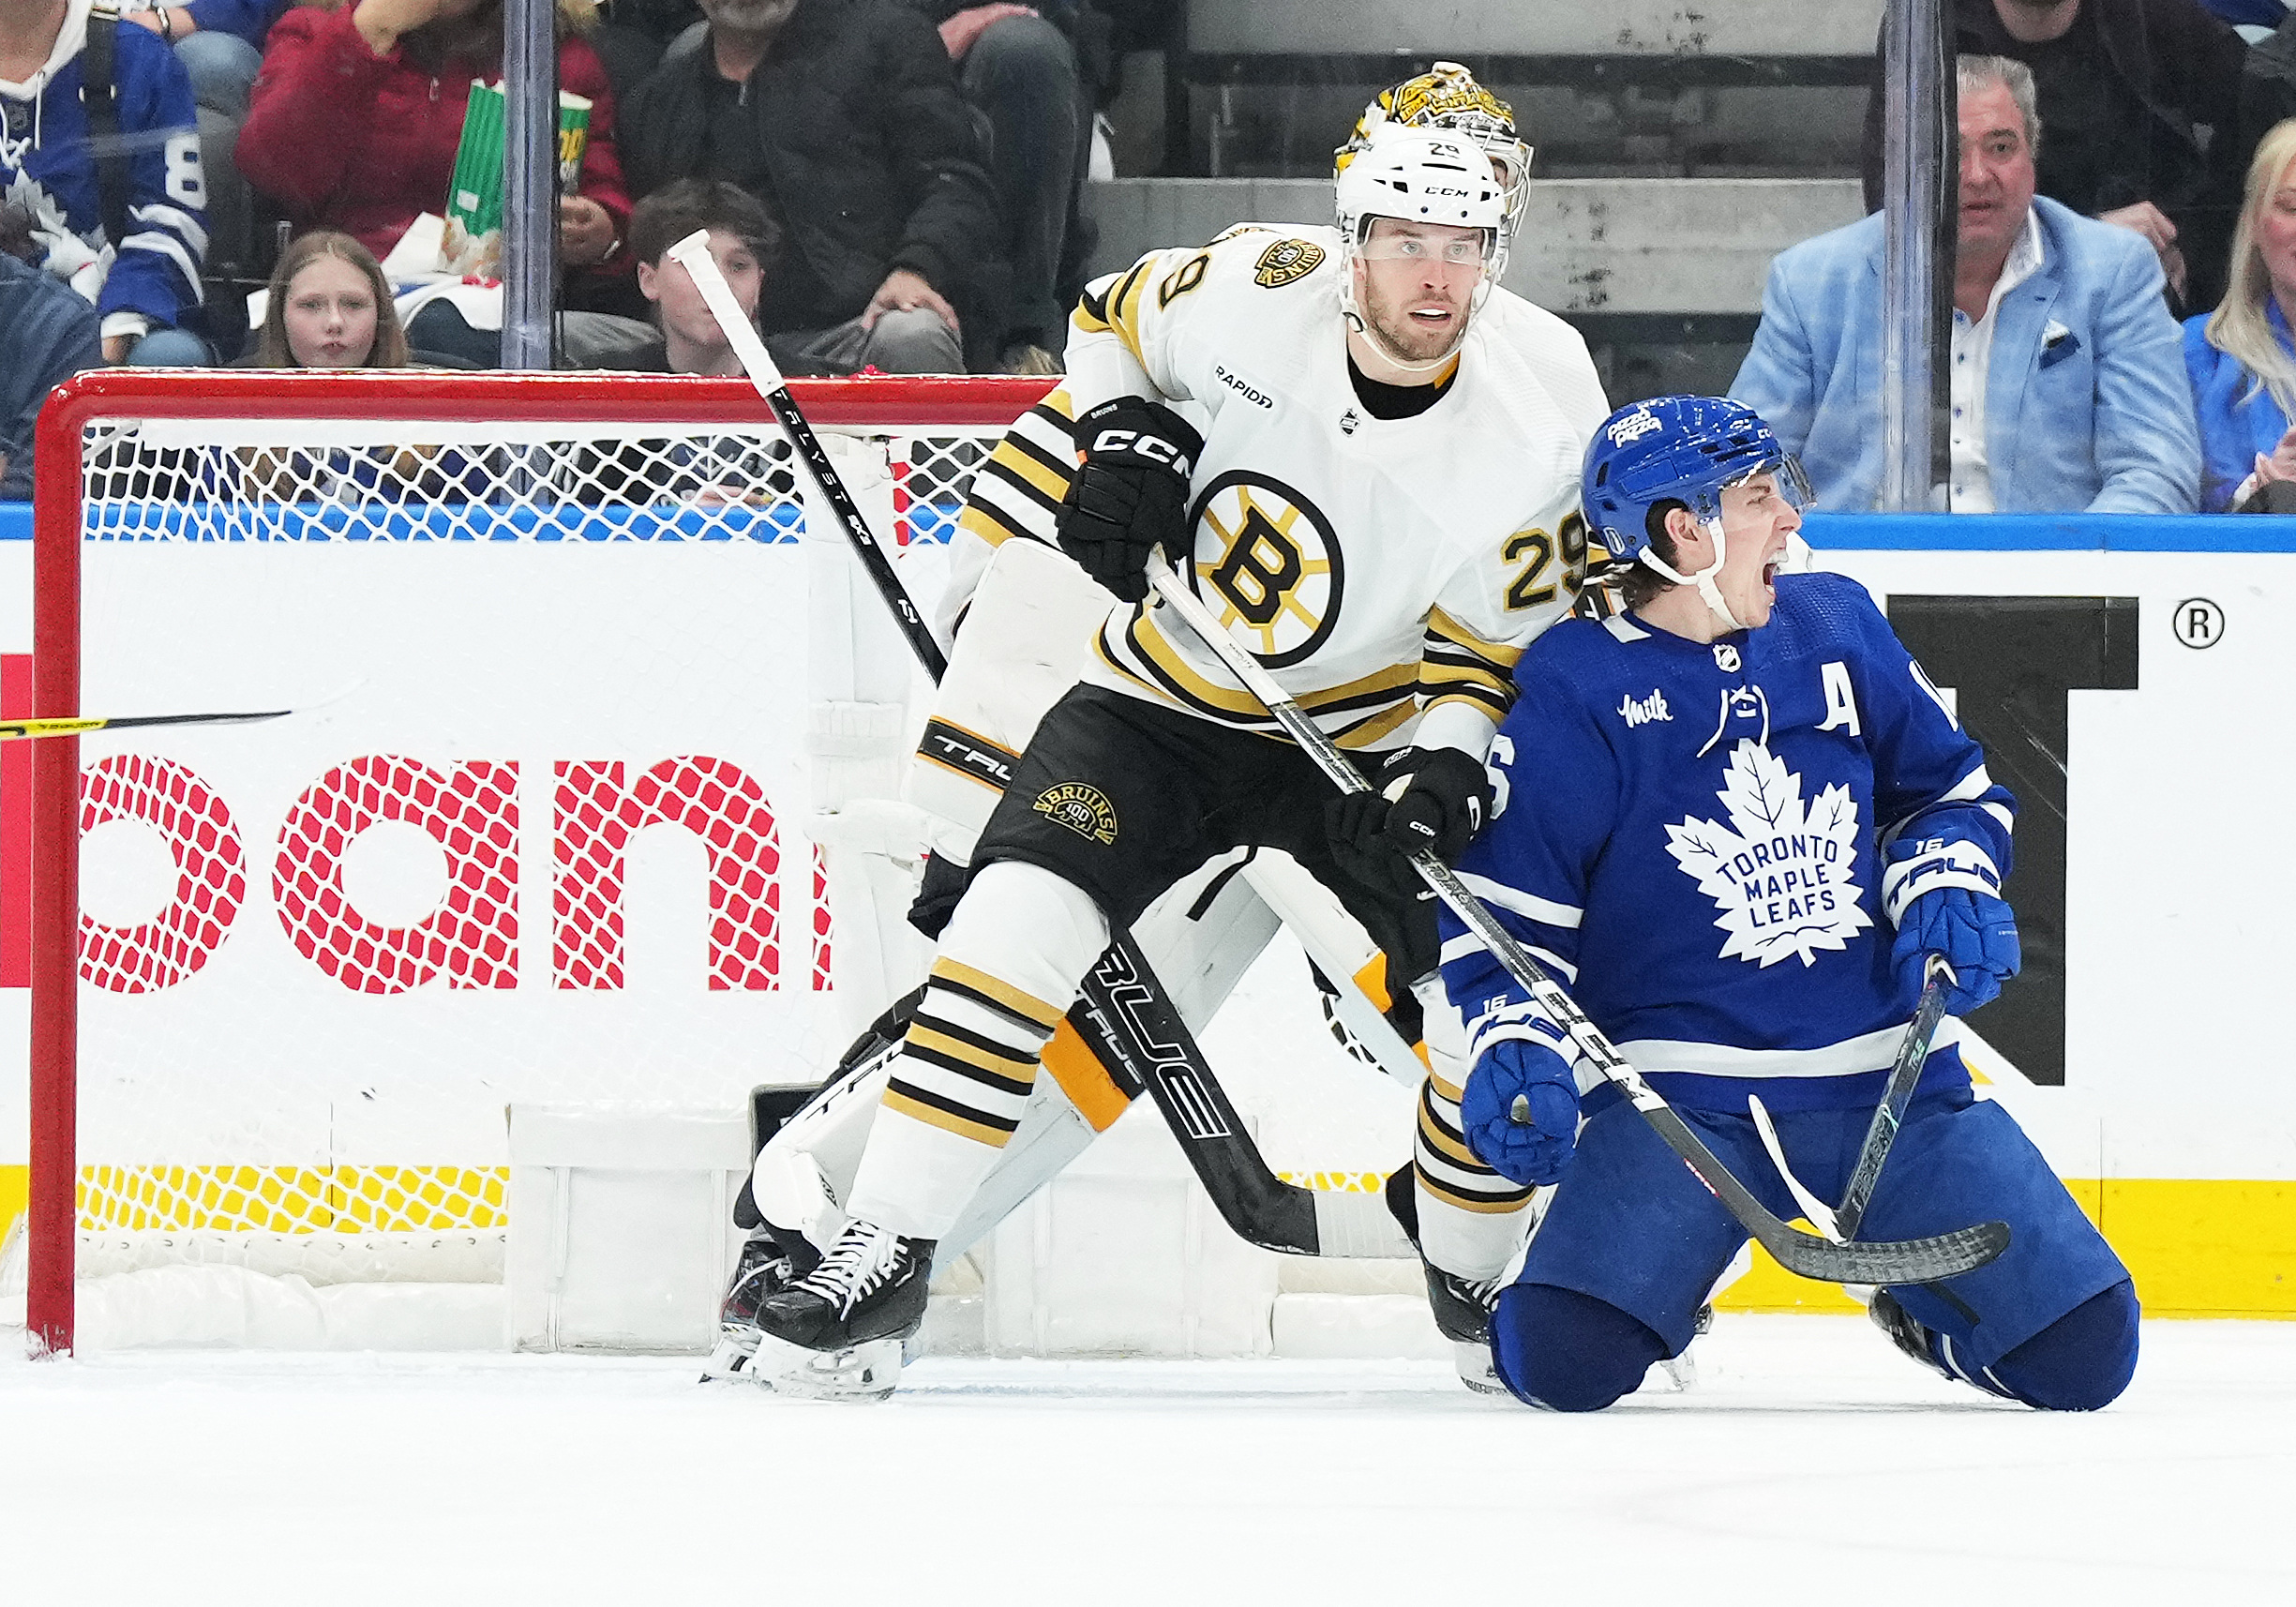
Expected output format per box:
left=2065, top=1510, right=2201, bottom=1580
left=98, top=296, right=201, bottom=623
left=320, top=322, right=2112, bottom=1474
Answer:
left=1410, top=981, right=1536, bottom=1281
left=847, top=862, right=1111, bottom=1240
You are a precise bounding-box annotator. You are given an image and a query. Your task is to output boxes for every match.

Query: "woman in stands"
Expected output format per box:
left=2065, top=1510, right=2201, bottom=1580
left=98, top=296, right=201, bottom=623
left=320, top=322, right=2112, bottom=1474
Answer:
left=250, top=230, right=411, bottom=368
left=2185, top=118, right=2296, bottom=512
left=236, top=0, right=634, bottom=343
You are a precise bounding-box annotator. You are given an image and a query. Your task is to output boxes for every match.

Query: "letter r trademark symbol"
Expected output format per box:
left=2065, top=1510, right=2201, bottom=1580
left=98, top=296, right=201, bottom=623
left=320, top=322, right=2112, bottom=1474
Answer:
left=2172, top=598, right=2224, bottom=650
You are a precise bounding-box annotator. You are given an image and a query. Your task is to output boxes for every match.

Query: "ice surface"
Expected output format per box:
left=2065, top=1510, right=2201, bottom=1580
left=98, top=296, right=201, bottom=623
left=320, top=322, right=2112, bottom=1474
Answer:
left=2, top=1315, right=2287, bottom=1603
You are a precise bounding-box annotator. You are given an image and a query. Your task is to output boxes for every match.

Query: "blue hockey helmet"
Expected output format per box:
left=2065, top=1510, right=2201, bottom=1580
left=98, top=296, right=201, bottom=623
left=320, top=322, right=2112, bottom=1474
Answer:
left=1581, top=396, right=1809, bottom=563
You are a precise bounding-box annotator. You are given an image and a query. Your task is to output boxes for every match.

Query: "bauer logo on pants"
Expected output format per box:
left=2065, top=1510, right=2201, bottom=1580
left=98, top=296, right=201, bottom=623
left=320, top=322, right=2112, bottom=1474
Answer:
left=1033, top=782, right=1119, bottom=845
left=1191, top=471, right=1343, bottom=668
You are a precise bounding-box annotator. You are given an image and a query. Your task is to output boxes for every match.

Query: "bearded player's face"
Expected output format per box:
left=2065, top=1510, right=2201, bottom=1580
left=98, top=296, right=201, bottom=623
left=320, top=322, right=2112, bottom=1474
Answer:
left=1353, top=219, right=1483, bottom=363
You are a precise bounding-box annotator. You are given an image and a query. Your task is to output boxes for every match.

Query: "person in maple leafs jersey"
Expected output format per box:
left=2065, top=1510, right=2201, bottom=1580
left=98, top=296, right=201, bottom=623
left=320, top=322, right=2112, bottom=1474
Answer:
left=1446, top=396, right=2138, bottom=1413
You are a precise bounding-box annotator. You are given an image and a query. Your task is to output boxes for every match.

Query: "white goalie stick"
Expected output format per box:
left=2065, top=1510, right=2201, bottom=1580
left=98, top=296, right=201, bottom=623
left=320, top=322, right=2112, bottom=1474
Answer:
left=666, top=231, right=1410, bottom=1260
left=1142, top=551, right=2010, bottom=1287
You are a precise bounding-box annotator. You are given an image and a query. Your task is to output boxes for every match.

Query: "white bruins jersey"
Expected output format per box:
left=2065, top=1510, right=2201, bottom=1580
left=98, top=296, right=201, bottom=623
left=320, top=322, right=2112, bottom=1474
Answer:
left=947, top=223, right=1610, bottom=749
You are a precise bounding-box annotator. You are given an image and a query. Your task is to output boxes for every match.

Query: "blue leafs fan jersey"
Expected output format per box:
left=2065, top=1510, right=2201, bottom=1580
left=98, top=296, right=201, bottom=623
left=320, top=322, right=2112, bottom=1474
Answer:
left=1441, top=572, right=2016, bottom=1115
left=0, top=0, right=207, bottom=335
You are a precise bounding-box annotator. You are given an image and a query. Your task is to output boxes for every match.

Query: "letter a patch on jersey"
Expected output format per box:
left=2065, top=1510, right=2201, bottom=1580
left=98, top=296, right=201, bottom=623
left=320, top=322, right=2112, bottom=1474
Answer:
left=1662, top=740, right=1873, bottom=968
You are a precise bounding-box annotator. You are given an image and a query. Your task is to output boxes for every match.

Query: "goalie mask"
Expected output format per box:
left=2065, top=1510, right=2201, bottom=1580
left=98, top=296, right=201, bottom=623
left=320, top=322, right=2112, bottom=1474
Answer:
left=1333, top=123, right=1508, bottom=372
left=1336, top=62, right=1531, bottom=263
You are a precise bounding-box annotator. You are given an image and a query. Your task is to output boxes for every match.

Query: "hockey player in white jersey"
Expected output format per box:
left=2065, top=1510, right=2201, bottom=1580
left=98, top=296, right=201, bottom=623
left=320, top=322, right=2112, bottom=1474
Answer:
left=742, top=122, right=1606, bottom=1395
left=1447, top=396, right=2138, bottom=1411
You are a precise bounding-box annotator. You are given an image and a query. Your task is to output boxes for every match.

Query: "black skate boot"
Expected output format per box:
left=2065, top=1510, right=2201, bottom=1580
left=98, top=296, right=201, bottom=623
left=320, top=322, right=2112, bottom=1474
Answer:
left=1385, top=1167, right=1506, bottom=1393
left=753, top=1218, right=935, bottom=1401
left=700, top=1227, right=816, bottom=1383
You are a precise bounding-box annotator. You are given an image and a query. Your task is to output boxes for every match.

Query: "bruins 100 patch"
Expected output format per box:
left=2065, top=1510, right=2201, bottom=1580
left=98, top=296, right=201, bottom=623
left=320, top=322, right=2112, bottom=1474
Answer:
left=1253, top=238, right=1326, bottom=289
left=1032, top=782, right=1119, bottom=844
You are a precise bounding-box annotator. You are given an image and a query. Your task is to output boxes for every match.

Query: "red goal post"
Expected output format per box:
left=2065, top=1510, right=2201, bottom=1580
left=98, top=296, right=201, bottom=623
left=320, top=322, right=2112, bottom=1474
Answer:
left=23, top=368, right=1057, bottom=1357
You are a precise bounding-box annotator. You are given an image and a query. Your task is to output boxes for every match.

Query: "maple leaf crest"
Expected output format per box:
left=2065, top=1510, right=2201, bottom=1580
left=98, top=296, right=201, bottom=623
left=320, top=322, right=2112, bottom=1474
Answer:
left=1663, top=740, right=1873, bottom=969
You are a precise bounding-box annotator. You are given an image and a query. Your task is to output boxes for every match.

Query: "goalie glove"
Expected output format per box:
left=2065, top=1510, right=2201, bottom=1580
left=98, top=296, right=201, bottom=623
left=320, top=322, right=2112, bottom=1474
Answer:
left=1327, top=745, right=1495, bottom=897
left=1057, top=398, right=1206, bottom=603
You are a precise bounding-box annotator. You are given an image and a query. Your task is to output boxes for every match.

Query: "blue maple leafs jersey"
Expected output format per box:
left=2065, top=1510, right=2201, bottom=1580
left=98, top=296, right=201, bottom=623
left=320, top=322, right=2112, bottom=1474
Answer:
left=1441, top=571, right=2016, bottom=1114
left=0, top=0, right=207, bottom=336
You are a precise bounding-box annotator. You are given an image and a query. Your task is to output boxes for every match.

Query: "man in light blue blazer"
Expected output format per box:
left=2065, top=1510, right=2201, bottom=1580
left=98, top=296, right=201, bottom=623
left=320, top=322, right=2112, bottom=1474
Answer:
left=1733, top=53, right=2199, bottom=515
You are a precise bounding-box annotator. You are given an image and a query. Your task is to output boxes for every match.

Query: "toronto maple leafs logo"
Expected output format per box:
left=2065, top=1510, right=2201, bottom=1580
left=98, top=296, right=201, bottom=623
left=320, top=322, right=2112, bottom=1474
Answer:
left=1663, top=740, right=1872, bottom=968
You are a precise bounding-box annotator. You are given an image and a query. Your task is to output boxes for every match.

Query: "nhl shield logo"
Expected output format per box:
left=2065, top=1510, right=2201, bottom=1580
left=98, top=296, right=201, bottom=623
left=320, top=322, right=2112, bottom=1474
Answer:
left=1253, top=238, right=1327, bottom=289
left=1034, top=782, right=1119, bottom=845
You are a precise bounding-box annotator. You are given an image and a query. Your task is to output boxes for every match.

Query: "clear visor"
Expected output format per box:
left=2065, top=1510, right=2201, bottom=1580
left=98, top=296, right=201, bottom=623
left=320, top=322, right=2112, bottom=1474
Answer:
left=1355, top=230, right=1492, bottom=267
left=1721, top=454, right=1815, bottom=514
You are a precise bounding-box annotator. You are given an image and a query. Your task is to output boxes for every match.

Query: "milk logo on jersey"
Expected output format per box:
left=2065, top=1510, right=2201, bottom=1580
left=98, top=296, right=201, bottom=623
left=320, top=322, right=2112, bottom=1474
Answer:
left=1253, top=237, right=1326, bottom=288
left=1618, top=688, right=1672, bottom=727
left=1663, top=740, right=1873, bottom=968
left=1607, top=407, right=1661, bottom=447
left=1034, top=782, right=1119, bottom=845
left=1190, top=470, right=1343, bottom=667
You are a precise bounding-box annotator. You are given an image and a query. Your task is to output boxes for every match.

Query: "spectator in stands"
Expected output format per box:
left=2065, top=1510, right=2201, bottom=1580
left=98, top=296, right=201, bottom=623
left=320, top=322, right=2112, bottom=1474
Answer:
left=0, top=202, right=104, bottom=500
left=588, top=0, right=698, bottom=98
left=0, top=0, right=213, bottom=364
left=1864, top=0, right=2278, bottom=314
left=236, top=0, right=633, bottom=316
left=621, top=0, right=1005, bottom=374
left=118, top=0, right=284, bottom=117
left=911, top=1, right=1093, bottom=368
left=2182, top=117, right=2296, bottom=506
left=622, top=177, right=836, bottom=375
left=248, top=230, right=412, bottom=367
left=1744, top=54, right=2200, bottom=514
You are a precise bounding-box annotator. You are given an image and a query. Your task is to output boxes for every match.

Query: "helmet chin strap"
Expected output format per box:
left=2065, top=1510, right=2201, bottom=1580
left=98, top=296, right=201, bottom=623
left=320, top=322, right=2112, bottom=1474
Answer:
left=1341, top=247, right=1493, bottom=376
left=1639, top=514, right=1746, bottom=634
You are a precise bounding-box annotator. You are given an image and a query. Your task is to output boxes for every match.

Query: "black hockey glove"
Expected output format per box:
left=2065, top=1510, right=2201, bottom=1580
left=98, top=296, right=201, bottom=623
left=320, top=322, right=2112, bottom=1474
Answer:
left=1327, top=746, right=1496, bottom=897
left=1056, top=397, right=1205, bottom=603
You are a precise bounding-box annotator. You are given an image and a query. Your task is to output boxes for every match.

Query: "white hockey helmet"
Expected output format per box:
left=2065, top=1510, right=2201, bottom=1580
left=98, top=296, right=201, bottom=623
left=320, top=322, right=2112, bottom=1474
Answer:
left=1336, top=62, right=1532, bottom=251
left=1334, top=124, right=1508, bottom=369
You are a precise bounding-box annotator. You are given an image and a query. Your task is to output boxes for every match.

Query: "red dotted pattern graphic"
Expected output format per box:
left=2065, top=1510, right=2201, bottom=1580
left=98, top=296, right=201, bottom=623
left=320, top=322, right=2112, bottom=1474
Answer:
left=79, top=756, right=248, bottom=993
left=273, top=757, right=519, bottom=993
left=812, top=845, right=832, bottom=992
left=554, top=758, right=780, bottom=991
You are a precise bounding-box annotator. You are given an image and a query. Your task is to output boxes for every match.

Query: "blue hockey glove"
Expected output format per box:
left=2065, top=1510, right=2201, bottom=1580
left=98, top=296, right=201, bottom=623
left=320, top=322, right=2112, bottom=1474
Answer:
left=1460, top=1035, right=1581, bottom=1187
left=1894, top=887, right=2019, bottom=1015
left=1057, top=398, right=1205, bottom=603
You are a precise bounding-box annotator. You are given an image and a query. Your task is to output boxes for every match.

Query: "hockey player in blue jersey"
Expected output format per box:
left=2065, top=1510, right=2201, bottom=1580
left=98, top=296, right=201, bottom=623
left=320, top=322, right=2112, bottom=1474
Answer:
left=1443, top=395, right=2138, bottom=1412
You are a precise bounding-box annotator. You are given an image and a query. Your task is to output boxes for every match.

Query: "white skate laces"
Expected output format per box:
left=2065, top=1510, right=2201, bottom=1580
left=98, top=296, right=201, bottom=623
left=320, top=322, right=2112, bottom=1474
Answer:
left=795, top=1220, right=907, bottom=1316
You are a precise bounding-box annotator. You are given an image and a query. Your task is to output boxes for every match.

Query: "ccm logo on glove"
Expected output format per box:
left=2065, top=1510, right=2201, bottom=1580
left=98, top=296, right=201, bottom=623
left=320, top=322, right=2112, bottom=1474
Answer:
left=1088, top=427, right=1194, bottom=474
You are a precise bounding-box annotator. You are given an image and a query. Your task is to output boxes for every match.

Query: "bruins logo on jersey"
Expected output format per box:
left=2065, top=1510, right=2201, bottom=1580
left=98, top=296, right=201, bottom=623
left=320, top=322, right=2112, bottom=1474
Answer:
left=1190, top=471, right=1343, bottom=668
left=1033, top=782, right=1119, bottom=845
left=1253, top=238, right=1326, bottom=289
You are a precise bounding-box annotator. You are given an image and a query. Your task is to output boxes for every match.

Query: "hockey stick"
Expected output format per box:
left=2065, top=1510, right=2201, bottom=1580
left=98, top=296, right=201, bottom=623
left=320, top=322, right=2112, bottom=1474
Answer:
left=668, top=233, right=1405, bottom=1259
left=1837, top=954, right=1957, bottom=1242
left=1143, top=553, right=2008, bottom=1287
left=664, top=233, right=943, bottom=682
left=0, top=681, right=364, bottom=743
left=0, top=710, right=291, bottom=742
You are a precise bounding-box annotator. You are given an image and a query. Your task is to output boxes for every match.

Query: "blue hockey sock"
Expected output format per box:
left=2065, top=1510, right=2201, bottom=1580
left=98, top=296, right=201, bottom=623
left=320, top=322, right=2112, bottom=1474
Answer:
left=1491, top=1284, right=1670, bottom=1412
left=1987, top=1281, right=2140, bottom=1412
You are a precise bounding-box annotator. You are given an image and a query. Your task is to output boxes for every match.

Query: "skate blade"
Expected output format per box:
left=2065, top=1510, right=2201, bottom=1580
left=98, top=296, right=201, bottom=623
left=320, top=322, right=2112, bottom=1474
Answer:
left=1452, top=1340, right=1509, bottom=1397
left=755, top=1333, right=905, bottom=1402
left=1648, top=1347, right=1699, bottom=1393
left=698, top=1326, right=763, bottom=1385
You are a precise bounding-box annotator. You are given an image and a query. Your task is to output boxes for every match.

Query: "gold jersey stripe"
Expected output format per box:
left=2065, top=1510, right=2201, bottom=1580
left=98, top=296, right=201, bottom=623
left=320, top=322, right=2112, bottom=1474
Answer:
left=930, top=957, right=1068, bottom=1030
left=1427, top=605, right=1525, bottom=668
left=1416, top=1168, right=1536, bottom=1213
left=980, top=443, right=1072, bottom=509
left=1416, top=1101, right=1485, bottom=1169
left=882, top=1086, right=1019, bottom=1149
left=906, top=1023, right=1041, bottom=1081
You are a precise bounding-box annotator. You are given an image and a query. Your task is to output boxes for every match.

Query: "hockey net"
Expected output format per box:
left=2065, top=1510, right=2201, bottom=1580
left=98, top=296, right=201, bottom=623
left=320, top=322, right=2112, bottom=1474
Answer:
left=13, top=370, right=1058, bottom=1354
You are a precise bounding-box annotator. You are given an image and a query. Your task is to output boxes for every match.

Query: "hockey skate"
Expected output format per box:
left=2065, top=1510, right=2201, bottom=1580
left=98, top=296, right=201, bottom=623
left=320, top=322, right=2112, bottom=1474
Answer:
left=752, top=1218, right=935, bottom=1402
left=1384, top=1168, right=1507, bottom=1394
left=699, top=1228, right=812, bottom=1384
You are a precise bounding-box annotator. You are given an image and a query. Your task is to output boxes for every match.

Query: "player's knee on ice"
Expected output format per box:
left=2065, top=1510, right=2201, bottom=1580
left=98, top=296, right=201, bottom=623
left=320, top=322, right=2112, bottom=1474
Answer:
left=1988, top=1281, right=2140, bottom=1412
left=1489, top=1284, right=1669, bottom=1412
